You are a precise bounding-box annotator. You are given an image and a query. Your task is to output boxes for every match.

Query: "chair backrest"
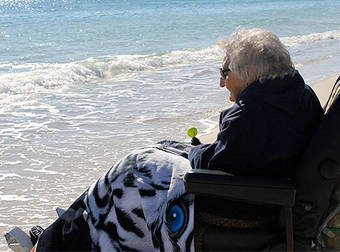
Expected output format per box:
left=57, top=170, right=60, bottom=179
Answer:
left=325, top=76, right=340, bottom=113
left=293, top=76, right=340, bottom=240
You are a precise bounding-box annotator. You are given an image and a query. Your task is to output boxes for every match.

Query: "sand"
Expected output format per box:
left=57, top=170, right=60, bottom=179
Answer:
left=199, top=75, right=339, bottom=144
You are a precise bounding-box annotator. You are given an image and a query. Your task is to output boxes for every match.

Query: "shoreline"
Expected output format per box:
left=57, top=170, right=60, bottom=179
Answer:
left=200, top=75, right=339, bottom=143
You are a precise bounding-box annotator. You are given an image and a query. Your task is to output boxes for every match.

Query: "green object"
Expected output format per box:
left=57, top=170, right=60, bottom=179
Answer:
left=187, top=127, right=198, bottom=138
left=328, top=227, right=340, bottom=232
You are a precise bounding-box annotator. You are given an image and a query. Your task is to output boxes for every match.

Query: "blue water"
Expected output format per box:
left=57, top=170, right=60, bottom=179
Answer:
left=2, top=0, right=340, bottom=63
left=1, top=0, right=340, bottom=248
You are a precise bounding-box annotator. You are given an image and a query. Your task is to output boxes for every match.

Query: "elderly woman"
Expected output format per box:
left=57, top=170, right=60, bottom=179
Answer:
left=189, top=28, right=323, bottom=178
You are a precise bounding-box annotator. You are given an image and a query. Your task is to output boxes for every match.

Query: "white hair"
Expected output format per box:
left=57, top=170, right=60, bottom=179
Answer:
left=219, top=28, right=295, bottom=84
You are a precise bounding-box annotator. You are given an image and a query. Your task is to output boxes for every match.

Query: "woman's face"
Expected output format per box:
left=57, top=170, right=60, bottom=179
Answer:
left=219, top=71, right=247, bottom=102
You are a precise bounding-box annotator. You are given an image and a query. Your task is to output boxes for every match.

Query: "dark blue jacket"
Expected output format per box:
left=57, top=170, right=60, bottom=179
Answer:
left=188, top=72, right=323, bottom=178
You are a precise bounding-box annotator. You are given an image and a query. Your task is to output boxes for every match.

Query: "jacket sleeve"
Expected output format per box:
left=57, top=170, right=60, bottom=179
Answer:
left=188, top=112, right=250, bottom=173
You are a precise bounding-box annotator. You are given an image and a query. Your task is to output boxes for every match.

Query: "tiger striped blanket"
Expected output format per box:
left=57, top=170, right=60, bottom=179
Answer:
left=35, top=141, right=195, bottom=251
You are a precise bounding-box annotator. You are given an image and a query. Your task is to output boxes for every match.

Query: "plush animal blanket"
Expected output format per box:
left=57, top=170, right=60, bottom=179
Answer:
left=35, top=141, right=195, bottom=251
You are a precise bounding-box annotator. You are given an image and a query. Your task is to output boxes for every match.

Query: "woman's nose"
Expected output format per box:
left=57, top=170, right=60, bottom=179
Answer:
left=220, top=77, right=226, bottom=87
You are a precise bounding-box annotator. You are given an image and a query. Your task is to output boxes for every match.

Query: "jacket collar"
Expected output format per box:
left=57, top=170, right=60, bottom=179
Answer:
left=237, top=71, right=305, bottom=102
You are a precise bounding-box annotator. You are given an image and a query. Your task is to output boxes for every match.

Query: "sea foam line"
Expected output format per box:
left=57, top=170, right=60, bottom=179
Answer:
left=0, top=173, right=22, bottom=181
left=0, top=46, right=221, bottom=97
left=282, top=30, right=340, bottom=48
left=0, top=29, right=339, bottom=97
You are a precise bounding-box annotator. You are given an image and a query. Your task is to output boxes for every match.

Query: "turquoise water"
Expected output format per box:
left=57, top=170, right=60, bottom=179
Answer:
left=1, top=0, right=340, bottom=63
left=1, top=0, right=340, bottom=248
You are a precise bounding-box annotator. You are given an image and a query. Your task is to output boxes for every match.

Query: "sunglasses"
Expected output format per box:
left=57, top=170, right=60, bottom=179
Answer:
left=219, top=67, right=231, bottom=80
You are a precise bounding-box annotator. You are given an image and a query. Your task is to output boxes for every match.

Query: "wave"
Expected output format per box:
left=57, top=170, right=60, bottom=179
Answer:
left=1, top=29, right=339, bottom=97
left=0, top=46, right=221, bottom=96
left=281, top=30, right=340, bottom=48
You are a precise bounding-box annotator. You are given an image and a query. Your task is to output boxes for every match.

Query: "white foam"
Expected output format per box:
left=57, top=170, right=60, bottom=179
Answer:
left=1, top=30, right=339, bottom=100
left=0, top=173, right=22, bottom=181
left=24, top=167, right=66, bottom=176
left=0, top=31, right=9, bottom=38
left=281, top=30, right=340, bottom=48
left=0, top=45, right=221, bottom=98
left=0, top=61, right=99, bottom=97
left=0, top=194, right=33, bottom=201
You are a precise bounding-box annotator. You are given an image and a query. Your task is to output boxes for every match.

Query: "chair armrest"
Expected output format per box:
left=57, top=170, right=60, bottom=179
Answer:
left=184, top=169, right=296, bottom=207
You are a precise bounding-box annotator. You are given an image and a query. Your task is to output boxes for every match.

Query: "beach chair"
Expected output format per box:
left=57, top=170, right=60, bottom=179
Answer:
left=184, top=76, right=340, bottom=251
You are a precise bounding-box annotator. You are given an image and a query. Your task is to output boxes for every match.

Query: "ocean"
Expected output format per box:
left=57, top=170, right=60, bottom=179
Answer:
left=1, top=0, right=340, bottom=249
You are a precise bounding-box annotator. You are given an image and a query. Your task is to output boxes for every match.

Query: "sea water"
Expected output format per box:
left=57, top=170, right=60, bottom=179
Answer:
left=1, top=0, right=340, bottom=248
